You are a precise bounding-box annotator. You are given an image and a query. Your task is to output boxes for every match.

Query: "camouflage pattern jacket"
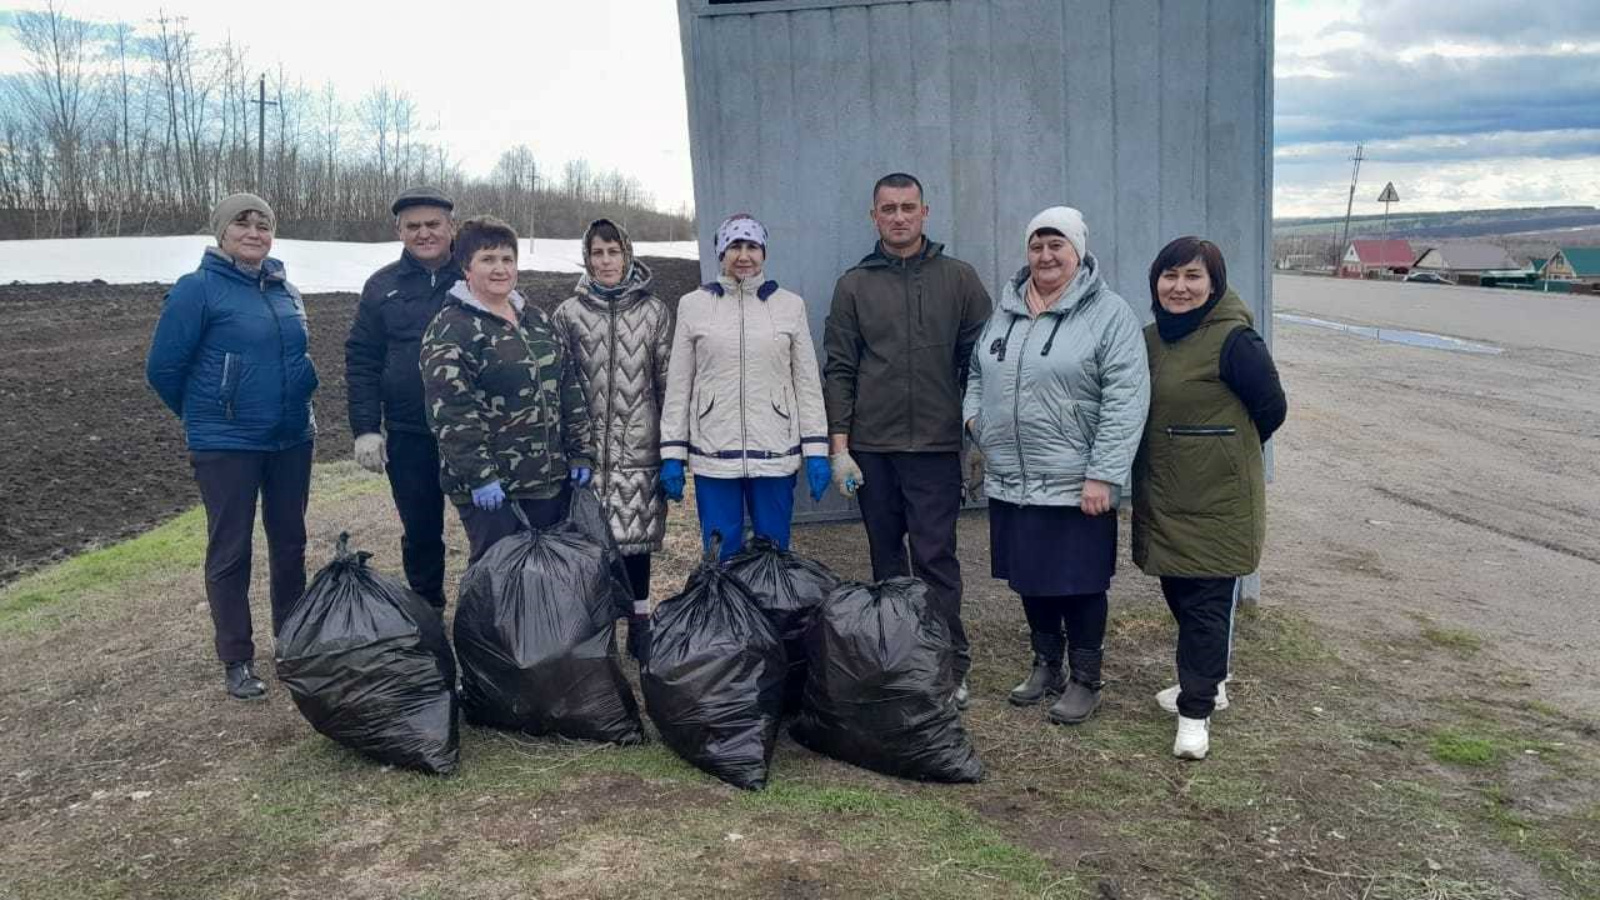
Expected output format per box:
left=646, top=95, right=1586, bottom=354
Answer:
left=421, top=281, right=594, bottom=504
left=551, top=263, right=673, bottom=555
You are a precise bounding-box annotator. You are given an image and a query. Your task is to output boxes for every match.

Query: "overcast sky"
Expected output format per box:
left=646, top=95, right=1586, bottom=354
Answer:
left=2, top=0, right=1597, bottom=219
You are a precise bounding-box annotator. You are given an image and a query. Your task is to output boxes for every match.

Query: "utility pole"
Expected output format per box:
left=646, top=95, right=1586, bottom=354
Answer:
left=1338, top=143, right=1365, bottom=259
left=249, top=75, right=278, bottom=194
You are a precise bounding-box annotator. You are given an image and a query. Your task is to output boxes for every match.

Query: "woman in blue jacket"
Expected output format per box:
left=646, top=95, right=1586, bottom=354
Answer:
left=146, top=193, right=319, bottom=701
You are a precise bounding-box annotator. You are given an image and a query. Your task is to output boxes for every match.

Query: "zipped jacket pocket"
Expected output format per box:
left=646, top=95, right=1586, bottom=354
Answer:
left=1166, top=425, right=1237, bottom=437
left=219, top=352, right=239, bottom=420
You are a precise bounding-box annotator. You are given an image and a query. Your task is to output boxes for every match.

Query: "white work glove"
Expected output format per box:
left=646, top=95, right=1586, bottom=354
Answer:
left=353, top=432, right=387, bottom=474
left=830, top=450, right=865, bottom=498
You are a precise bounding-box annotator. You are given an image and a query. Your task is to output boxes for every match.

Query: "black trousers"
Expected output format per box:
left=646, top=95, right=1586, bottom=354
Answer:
left=1021, top=592, right=1108, bottom=652
left=621, top=552, right=652, bottom=611
left=855, top=450, right=967, bottom=677
left=1161, top=576, right=1238, bottom=719
left=456, top=485, right=571, bottom=565
left=385, top=430, right=446, bottom=608
left=190, top=442, right=314, bottom=664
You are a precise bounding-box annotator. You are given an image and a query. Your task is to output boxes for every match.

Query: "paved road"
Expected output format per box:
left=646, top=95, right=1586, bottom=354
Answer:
left=1273, top=273, right=1600, bottom=356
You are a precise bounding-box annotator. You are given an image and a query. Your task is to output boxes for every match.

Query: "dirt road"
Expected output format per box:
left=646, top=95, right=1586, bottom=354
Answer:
left=1268, top=276, right=1600, bottom=715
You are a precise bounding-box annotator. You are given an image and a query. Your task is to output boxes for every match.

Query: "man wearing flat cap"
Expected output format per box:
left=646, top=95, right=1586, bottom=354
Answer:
left=344, top=187, right=462, bottom=609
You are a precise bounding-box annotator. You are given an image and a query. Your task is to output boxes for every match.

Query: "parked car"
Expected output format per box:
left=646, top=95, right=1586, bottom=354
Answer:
left=1404, top=272, right=1452, bottom=285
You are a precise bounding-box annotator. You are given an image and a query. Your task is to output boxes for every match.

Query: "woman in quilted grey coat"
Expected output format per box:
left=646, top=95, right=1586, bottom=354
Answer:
left=552, top=218, right=673, bottom=663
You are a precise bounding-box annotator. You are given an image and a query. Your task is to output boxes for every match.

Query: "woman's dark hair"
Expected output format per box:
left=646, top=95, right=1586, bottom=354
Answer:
left=1148, top=236, right=1227, bottom=304
left=587, top=219, right=624, bottom=252
left=1029, top=226, right=1066, bottom=243
left=453, top=215, right=519, bottom=270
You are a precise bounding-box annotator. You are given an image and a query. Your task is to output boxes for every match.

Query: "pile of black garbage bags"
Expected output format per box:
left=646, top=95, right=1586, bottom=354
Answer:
left=276, top=488, right=640, bottom=774
left=275, top=492, right=981, bottom=788
left=643, top=535, right=983, bottom=790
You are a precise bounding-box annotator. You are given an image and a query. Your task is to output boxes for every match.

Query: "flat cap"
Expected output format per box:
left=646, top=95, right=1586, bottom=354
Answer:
left=391, top=186, right=454, bottom=216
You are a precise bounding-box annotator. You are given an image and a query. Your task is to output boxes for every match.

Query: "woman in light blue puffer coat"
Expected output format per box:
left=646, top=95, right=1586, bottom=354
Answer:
left=962, top=206, right=1149, bottom=725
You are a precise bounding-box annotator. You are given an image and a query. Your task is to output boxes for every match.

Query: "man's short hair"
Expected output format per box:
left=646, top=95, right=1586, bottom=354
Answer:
left=452, top=216, right=519, bottom=270
left=873, top=172, right=924, bottom=204
left=1147, top=236, right=1228, bottom=305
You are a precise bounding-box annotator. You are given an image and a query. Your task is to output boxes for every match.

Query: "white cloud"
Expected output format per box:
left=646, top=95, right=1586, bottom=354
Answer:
left=1274, top=155, right=1600, bottom=218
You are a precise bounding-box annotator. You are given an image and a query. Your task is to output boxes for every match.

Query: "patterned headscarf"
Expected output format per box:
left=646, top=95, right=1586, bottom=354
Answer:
left=715, top=213, right=768, bottom=258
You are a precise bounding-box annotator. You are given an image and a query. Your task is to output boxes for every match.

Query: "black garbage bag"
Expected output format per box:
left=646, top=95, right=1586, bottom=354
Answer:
left=791, top=577, right=983, bottom=783
left=643, top=536, right=785, bottom=790
left=453, top=489, right=643, bottom=744
left=722, top=537, right=837, bottom=714
left=276, top=533, right=459, bottom=775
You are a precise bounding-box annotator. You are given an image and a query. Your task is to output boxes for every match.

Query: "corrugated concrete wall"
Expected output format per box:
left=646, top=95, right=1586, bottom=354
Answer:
left=677, top=0, right=1274, bottom=519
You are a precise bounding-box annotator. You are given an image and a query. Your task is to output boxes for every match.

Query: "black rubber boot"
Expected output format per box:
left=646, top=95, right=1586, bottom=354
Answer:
left=1047, top=647, right=1104, bottom=725
left=1009, top=631, right=1066, bottom=706
left=626, top=615, right=652, bottom=666
left=225, top=661, right=266, bottom=701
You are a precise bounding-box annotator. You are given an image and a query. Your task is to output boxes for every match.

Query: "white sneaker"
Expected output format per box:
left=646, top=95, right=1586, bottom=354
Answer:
left=1156, top=680, right=1229, bottom=714
left=1174, top=716, right=1210, bottom=760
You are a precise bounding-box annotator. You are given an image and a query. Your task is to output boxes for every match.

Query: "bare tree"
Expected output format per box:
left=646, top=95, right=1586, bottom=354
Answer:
left=10, top=1, right=99, bottom=235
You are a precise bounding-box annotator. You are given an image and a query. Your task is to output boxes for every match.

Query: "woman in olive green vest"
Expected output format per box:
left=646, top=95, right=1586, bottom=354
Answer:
left=1131, top=237, right=1286, bottom=761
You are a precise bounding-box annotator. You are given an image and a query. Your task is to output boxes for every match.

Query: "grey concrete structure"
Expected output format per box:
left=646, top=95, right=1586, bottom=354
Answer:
left=677, top=0, right=1275, bottom=520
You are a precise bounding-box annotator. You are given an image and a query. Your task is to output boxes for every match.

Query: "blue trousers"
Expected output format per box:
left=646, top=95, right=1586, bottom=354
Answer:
left=694, top=474, right=796, bottom=560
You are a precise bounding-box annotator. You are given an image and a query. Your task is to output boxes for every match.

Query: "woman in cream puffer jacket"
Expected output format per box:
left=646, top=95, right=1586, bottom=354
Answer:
left=659, top=214, right=830, bottom=559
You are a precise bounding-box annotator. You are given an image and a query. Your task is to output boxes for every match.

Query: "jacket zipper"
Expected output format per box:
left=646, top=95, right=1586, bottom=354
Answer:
left=221, top=352, right=236, bottom=419
left=903, top=262, right=915, bottom=447
left=737, top=281, right=749, bottom=477
left=604, top=302, right=617, bottom=480
left=510, top=315, right=555, bottom=459
left=1011, top=313, right=1039, bottom=486
left=261, top=277, right=288, bottom=438
left=1166, top=425, right=1237, bottom=437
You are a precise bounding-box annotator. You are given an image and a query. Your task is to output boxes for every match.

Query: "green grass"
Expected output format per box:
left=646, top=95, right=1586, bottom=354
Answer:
left=743, top=780, right=1066, bottom=896
left=1430, top=729, right=1503, bottom=766
left=0, top=505, right=208, bottom=632
left=1421, top=624, right=1484, bottom=656
left=0, top=461, right=384, bottom=635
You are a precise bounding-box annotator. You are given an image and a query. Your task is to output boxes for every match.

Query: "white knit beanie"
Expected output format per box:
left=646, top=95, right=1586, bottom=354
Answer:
left=1024, top=206, right=1086, bottom=260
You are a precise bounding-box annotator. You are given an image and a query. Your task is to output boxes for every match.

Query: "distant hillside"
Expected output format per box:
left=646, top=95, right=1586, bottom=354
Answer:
left=1274, top=206, right=1600, bottom=240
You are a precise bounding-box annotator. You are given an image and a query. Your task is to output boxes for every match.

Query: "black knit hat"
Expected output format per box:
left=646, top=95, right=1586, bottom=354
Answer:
left=391, top=186, right=454, bottom=216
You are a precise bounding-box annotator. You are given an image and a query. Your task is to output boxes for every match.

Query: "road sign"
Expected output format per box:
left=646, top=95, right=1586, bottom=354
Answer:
left=1377, top=182, right=1400, bottom=202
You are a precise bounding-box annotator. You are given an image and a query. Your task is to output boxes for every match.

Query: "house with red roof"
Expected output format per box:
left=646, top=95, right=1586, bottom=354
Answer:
left=1339, top=239, right=1416, bottom=278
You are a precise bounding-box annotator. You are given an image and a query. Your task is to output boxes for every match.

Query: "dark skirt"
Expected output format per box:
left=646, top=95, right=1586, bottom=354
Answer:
left=989, top=498, right=1117, bottom=596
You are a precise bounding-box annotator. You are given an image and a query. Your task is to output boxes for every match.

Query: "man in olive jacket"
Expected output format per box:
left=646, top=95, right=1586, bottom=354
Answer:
left=823, top=172, right=993, bottom=702
left=345, top=187, right=462, bottom=609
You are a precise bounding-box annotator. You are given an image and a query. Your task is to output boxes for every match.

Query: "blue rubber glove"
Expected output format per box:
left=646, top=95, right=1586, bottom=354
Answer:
left=570, top=466, right=593, bottom=486
left=805, top=456, right=831, bottom=502
left=471, top=479, right=506, bottom=511
left=661, top=459, right=685, bottom=502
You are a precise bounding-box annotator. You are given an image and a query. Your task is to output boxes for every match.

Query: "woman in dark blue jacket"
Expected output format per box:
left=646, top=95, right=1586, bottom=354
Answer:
left=146, top=193, right=319, bottom=700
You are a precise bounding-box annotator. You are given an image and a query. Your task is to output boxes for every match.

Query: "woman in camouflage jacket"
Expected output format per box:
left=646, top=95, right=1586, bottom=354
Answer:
left=552, top=218, right=673, bottom=661
left=421, top=216, right=595, bottom=562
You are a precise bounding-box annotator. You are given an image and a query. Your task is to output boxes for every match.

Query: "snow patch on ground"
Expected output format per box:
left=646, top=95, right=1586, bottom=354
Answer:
left=0, top=236, right=700, bottom=292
